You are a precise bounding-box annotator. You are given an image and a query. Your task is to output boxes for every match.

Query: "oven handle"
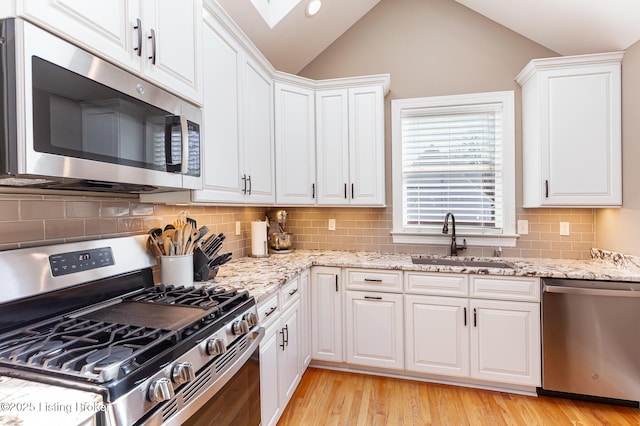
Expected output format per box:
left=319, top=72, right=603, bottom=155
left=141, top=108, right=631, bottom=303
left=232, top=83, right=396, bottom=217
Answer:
left=158, top=327, right=265, bottom=426
left=543, top=284, right=640, bottom=298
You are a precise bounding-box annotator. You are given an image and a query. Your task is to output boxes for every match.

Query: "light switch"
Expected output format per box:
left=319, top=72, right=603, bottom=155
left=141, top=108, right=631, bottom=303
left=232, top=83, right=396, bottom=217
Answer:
left=517, top=220, right=529, bottom=235
left=235, top=221, right=241, bottom=236
left=560, top=222, right=570, bottom=236
left=328, top=219, right=336, bottom=231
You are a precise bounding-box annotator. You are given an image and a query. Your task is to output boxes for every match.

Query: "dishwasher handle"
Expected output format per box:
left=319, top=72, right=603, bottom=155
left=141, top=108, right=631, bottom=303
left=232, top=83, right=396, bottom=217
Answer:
left=543, top=284, right=640, bottom=298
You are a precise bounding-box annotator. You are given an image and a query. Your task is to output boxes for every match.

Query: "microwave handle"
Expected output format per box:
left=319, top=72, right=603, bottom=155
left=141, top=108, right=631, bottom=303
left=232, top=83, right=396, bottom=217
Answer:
left=179, top=116, right=189, bottom=174
left=164, top=115, right=189, bottom=174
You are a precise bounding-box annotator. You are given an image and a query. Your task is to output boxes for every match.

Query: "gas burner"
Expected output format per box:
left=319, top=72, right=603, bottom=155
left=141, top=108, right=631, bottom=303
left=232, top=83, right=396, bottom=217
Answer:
left=26, top=339, right=65, bottom=358
left=87, top=345, right=134, bottom=370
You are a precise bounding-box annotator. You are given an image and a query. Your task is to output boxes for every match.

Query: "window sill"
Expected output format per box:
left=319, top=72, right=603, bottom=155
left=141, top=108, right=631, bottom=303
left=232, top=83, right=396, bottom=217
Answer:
left=391, top=232, right=519, bottom=248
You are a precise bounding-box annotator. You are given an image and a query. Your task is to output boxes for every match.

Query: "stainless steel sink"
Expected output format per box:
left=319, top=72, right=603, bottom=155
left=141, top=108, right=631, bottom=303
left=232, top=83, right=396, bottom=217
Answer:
left=411, top=257, right=516, bottom=269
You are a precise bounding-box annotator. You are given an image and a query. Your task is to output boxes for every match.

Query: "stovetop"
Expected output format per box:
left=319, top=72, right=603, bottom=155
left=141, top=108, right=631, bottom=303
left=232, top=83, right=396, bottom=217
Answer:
left=0, top=285, right=252, bottom=389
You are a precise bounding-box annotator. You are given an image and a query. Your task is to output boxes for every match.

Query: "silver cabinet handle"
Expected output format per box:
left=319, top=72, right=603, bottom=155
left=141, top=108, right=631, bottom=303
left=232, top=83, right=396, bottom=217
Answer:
left=133, top=18, right=142, bottom=56
left=148, top=28, right=156, bottom=64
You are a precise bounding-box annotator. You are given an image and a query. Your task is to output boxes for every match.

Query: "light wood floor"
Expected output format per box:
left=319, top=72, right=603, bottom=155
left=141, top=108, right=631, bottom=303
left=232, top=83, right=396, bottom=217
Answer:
left=277, top=367, right=640, bottom=426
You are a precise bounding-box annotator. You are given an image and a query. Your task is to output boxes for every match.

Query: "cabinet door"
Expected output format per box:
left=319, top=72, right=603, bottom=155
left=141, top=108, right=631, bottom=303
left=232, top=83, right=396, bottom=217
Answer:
left=278, top=301, right=301, bottom=409
left=311, top=267, right=343, bottom=362
left=345, top=290, right=403, bottom=370
left=541, top=66, right=621, bottom=206
left=139, top=0, right=203, bottom=104
left=469, top=299, right=541, bottom=386
left=316, top=89, right=350, bottom=205
left=348, top=86, right=385, bottom=205
left=21, top=0, right=136, bottom=69
left=260, top=322, right=281, bottom=426
left=243, top=58, right=275, bottom=204
left=274, top=83, right=316, bottom=205
left=299, top=270, right=312, bottom=371
left=193, top=18, right=244, bottom=203
left=405, top=295, right=469, bottom=377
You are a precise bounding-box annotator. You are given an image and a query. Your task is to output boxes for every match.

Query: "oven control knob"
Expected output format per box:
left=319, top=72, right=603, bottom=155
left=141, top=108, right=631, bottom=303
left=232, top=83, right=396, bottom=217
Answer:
left=243, top=312, right=259, bottom=327
left=148, top=377, right=175, bottom=403
left=231, top=319, right=250, bottom=336
left=206, top=338, right=227, bottom=356
left=172, top=362, right=195, bottom=384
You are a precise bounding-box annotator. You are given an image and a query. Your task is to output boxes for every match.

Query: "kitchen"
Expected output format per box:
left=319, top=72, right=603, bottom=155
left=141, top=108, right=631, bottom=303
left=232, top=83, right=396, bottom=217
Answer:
left=0, top=0, right=640, bottom=424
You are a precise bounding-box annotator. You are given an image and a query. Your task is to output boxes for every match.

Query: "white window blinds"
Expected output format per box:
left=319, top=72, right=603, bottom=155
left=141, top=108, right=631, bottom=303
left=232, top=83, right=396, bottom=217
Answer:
left=400, top=104, right=504, bottom=231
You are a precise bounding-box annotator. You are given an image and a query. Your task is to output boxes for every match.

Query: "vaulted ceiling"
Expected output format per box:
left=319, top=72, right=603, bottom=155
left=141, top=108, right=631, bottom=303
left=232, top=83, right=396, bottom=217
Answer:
left=216, top=0, right=640, bottom=74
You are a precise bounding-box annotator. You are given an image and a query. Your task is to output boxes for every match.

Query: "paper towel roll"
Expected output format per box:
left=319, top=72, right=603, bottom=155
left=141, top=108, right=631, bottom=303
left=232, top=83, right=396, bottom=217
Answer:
left=251, top=221, right=268, bottom=257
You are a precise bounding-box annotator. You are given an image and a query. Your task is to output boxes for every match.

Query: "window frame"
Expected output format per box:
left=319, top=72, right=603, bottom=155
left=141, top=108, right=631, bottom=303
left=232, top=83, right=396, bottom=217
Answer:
left=391, top=91, right=517, bottom=247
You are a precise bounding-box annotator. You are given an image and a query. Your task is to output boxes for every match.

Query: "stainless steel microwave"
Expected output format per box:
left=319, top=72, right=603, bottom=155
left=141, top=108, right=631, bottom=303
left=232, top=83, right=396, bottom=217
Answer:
left=0, top=18, right=201, bottom=193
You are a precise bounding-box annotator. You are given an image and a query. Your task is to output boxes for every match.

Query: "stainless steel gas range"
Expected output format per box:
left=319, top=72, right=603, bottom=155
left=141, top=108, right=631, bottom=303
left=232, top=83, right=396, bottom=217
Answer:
left=0, top=236, right=263, bottom=425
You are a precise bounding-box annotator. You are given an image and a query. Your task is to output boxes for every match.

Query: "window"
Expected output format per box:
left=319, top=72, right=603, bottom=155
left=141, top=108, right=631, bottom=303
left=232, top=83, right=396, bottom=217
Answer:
left=391, top=91, right=517, bottom=247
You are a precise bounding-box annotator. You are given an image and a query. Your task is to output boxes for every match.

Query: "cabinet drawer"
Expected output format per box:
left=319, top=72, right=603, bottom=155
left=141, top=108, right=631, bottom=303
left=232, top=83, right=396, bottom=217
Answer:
left=281, top=276, right=301, bottom=309
left=346, top=269, right=403, bottom=292
left=405, top=272, right=469, bottom=296
left=257, top=293, right=280, bottom=329
left=470, top=276, right=540, bottom=302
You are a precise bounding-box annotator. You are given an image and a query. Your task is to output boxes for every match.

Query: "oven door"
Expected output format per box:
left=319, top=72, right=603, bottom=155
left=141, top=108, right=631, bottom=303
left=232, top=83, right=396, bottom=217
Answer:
left=6, top=18, right=201, bottom=190
left=150, top=328, right=264, bottom=426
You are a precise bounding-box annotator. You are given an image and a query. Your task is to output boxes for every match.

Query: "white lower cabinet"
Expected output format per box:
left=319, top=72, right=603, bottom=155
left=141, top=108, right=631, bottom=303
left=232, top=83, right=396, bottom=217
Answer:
left=278, top=300, right=301, bottom=407
left=311, top=266, right=343, bottom=362
left=405, top=294, right=469, bottom=377
left=404, top=273, right=541, bottom=387
left=259, top=276, right=306, bottom=426
left=260, top=320, right=281, bottom=426
left=345, top=290, right=403, bottom=369
left=300, top=269, right=312, bottom=370
left=469, top=299, right=540, bottom=386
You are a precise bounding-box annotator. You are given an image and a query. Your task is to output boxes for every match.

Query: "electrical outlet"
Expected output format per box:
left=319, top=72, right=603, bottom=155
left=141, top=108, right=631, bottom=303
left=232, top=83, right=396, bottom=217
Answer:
left=560, top=222, right=570, bottom=236
left=235, top=221, right=241, bottom=236
left=517, top=220, right=529, bottom=235
left=328, top=219, right=336, bottom=231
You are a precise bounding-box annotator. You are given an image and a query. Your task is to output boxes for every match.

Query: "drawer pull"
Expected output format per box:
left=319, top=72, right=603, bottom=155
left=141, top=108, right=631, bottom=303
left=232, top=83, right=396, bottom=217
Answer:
left=264, top=306, right=277, bottom=317
left=364, top=296, right=383, bottom=300
left=364, top=278, right=383, bottom=282
left=288, top=288, right=298, bottom=296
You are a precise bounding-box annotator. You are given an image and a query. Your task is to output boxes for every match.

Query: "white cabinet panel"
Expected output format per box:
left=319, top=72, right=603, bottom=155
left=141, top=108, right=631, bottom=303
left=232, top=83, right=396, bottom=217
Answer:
left=345, top=290, right=403, bottom=370
left=470, top=299, right=541, bottom=386
left=299, top=270, right=312, bottom=370
left=260, top=322, right=281, bottom=426
left=311, top=267, right=342, bottom=362
left=517, top=52, right=622, bottom=207
left=274, top=82, right=316, bottom=205
left=22, top=0, right=203, bottom=104
left=316, top=86, right=385, bottom=206
left=278, top=301, right=301, bottom=407
left=405, top=295, right=469, bottom=377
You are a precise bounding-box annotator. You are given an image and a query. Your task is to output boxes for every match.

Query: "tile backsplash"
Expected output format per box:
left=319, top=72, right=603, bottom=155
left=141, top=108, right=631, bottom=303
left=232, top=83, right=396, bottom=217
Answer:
left=0, top=193, right=595, bottom=260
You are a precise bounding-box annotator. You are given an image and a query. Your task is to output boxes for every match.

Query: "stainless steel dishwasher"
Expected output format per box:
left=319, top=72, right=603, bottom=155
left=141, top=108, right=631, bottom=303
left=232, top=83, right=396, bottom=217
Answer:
left=541, top=278, right=640, bottom=406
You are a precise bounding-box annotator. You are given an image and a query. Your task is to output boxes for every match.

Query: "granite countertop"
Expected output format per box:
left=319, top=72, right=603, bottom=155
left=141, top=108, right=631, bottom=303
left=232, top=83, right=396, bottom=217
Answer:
left=201, top=248, right=640, bottom=303
left=0, top=376, right=102, bottom=426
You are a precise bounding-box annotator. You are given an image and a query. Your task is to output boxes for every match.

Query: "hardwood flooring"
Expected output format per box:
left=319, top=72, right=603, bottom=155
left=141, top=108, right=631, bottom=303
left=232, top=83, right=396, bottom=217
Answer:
left=277, top=367, right=640, bottom=426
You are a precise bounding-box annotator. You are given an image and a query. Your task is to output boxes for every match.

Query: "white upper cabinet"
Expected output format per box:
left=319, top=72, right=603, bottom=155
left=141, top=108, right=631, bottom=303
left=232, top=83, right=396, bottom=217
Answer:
left=516, top=52, right=623, bottom=207
left=193, top=12, right=274, bottom=204
left=274, top=82, right=317, bottom=205
left=316, top=85, right=385, bottom=206
left=21, top=0, right=203, bottom=104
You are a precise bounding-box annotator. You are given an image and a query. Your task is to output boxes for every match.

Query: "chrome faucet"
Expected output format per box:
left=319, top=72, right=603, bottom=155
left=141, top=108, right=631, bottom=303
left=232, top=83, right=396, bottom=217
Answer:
left=442, top=212, right=467, bottom=256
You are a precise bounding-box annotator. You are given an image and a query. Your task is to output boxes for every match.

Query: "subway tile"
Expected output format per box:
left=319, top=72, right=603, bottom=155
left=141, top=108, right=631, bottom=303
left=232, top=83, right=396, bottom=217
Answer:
left=45, top=219, right=85, bottom=239
left=101, top=202, right=130, bottom=217
left=130, top=203, right=155, bottom=216
left=0, top=200, right=20, bottom=220
left=66, top=201, right=100, bottom=218
left=21, top=200, right=65, bottom=220
left=0, top=221, right=44, bottom=244
left=85, top=218, right=118, bottom=236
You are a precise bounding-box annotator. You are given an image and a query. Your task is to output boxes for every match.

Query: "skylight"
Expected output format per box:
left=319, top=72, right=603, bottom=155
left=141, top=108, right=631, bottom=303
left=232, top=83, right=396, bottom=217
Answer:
left=250, top=0, right=302, bottom=29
